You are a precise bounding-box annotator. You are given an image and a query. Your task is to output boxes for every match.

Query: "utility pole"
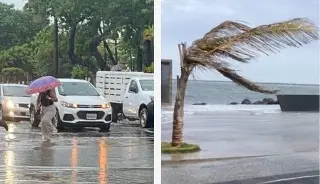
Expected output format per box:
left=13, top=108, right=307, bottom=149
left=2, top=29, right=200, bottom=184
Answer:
left=53, top=16, right=59, bottom=77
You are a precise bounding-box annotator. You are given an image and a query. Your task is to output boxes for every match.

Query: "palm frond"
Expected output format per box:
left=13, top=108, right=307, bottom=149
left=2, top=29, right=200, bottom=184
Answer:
left=215, top=65, right=278, bottom=94
left=185, top=18, right=319, bottom=94
left=194, top=18, right=319, bottom=63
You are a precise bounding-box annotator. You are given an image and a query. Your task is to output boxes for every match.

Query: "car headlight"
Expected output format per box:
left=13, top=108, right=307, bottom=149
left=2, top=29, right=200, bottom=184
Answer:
left=101, top=103, right=111, bottom=109
left=60, top=101, right=77, bottom=108
left=149, top=96, right=154, bottom=102
left=5, top=100, right=15, bottom=109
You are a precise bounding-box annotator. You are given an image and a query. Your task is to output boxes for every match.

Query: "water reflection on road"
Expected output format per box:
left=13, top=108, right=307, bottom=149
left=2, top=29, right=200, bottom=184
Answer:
left=0, top=121, right=154, bottom=183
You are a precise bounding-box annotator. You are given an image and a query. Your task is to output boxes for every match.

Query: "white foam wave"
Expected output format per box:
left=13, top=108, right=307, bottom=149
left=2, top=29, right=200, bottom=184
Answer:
left=162, top=104, right=281, bottom=115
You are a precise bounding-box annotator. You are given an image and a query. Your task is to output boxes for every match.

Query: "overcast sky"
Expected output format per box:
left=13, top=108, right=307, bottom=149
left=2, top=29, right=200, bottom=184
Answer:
left=3, top=0, right=320, bottom=84
left=1, top=0, right=24, bottom=9
left=162, top=0, right=319, bottom=84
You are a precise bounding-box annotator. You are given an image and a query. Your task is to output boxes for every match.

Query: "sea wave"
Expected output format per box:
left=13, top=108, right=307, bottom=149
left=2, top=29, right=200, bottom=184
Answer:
left=162, top=104, right=281, bottom=115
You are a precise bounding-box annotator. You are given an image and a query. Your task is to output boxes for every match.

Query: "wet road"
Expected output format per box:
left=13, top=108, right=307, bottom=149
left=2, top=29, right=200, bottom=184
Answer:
left=161, top=105, right=319, bottom=183
left=162, top=152, right=319, bottom=183
left=0, top=121, right=154, bottom=183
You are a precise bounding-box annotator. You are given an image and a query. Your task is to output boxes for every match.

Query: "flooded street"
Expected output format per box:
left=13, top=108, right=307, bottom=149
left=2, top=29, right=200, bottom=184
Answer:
left=0, top=121, right=154, bottom=184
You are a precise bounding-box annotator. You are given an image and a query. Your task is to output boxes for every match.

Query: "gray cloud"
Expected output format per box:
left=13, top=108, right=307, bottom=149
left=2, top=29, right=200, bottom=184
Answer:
left=162, top=0, right=319, bottom=84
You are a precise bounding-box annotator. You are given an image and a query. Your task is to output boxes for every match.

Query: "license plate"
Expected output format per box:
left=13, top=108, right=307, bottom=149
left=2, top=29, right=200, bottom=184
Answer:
left=86, top=113, right=97, bottom=120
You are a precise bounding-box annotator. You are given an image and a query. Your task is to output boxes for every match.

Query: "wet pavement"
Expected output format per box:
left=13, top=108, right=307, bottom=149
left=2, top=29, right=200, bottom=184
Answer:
left=162, top=151, right=319, bottom=183
left=161, top=105, right=319, bottom=183
left=162, top=105, right=319, bottom=161
left=0, top=121, right=154, bottom=183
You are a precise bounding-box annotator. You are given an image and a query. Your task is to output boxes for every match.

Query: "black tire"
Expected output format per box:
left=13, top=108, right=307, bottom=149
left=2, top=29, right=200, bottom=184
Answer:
left=0, top=104, right=3, bottom=121
left=55, top=109, right=65, bottom=131
left=100, top=123, right=110, bottom=132
left=139, top=107, right=152, bottom=128
left=146, top=102, right=154, bottom=128
left=30, top=106, right=41, bottom=127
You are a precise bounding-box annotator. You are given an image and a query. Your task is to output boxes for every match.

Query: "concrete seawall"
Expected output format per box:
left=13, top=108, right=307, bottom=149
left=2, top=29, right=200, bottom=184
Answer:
left=277, top=94, right=319, bottom=112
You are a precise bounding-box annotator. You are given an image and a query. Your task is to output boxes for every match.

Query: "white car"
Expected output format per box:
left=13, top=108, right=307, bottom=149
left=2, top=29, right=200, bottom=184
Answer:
left=0, top=84, right=31, bottom=121
left=29, top=79, right=112, bottom=131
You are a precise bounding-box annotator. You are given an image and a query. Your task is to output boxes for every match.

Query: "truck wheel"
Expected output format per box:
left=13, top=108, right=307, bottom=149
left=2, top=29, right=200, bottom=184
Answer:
left=30, top=106, right=41, bottom=127
left=139, top=108, right=151, bottom=128
left=100, top=124, right=110, bottom=132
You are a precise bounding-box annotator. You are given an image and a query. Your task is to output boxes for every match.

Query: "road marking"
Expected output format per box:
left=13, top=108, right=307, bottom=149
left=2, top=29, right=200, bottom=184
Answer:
left=106, top=136, right=154, bottom=139
left=258, top=175, right=320, bottom=184
left=0, top=180, right=97, bottom=183
left=0, top=166, right=153, bottom=170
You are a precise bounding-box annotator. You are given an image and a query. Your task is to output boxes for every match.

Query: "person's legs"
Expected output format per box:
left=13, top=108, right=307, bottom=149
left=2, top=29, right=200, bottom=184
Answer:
left=41, top=105, right=56, bottom=141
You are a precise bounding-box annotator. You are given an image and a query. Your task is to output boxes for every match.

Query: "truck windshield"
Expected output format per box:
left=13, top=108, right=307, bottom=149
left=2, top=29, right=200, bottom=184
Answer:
left=3, top=86, right=30, bottom=97
left=58, top=82, right=100, bottom=96
left=139, top=79, right=154, bottom=91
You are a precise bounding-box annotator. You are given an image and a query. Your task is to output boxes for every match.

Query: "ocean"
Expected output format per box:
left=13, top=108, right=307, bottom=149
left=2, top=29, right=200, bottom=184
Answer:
left=161, top=80, right=319, bottom=124
left=170, top=80, right=319, bottom=105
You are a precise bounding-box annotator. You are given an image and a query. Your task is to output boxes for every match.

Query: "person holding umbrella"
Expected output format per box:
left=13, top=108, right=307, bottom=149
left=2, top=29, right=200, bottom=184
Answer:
left=26, top=76, right=61, bottom=141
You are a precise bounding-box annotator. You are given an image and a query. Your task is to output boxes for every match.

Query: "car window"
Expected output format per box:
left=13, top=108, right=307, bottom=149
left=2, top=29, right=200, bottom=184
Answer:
left=3, top=86, right=30, bottom=97
left=139, top=79, right=154, bottom=91
left=129, top=80, right=138, bottom=93
left=58, top=82, right=100, bottom=96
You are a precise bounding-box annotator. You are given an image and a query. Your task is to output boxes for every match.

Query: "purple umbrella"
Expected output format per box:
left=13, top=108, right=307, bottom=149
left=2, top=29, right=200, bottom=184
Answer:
left=25, top=76, right=61, bottom=95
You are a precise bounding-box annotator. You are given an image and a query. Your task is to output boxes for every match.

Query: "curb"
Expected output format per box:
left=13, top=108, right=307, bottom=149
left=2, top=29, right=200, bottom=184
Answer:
left=162, top=154, right=277, bottom=165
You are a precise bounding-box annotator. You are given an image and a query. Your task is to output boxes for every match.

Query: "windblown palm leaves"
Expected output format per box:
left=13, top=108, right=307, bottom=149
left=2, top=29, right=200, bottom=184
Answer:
left=184, top=18, right=319, bottom=94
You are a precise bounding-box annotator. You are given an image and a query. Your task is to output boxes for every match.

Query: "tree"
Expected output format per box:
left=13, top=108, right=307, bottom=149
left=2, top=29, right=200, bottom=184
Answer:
left=0, top=2, right=48, bottom=50
left=171, top=18, right=319, bottom=147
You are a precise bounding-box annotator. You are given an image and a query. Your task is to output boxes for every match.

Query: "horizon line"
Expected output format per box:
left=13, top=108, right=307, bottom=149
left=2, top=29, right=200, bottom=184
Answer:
left=170, top=79, right=320, bottom=86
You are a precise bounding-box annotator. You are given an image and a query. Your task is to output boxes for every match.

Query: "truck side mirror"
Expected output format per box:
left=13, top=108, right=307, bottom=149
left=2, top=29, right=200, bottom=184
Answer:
left=129, top=86, right=138, bottom=93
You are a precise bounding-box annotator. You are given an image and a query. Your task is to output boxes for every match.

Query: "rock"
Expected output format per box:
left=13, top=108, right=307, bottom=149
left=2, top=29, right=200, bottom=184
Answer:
left=229, top=102, right=238, bottom=105
left=241, top=99, right=251, bottom=104
left=253, top=100, right=265, bottom=105
left=262, top=98, right=277, bottom=104
left=193, top=102, right=207, bottom=105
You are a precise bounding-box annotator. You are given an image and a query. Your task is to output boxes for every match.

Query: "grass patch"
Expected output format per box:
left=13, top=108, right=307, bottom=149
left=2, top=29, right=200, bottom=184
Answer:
left=161, top=142, right=200, bottom=154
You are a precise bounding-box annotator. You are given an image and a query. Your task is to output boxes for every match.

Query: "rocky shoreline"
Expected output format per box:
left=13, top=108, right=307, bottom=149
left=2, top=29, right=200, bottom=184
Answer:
left=229, top=98, right=279, bottom=105
left=192, top=98, right=279, bottom=106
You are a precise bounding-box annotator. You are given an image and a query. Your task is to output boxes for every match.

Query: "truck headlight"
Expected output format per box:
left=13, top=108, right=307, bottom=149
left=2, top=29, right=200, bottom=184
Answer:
left=101, top=103, right=111, bottom=109
left=61, top=101, right=77, bottom=108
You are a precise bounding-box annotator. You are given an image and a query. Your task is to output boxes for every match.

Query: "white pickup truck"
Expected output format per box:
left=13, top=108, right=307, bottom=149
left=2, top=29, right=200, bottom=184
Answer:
left=95, top=71, right=154, bottom=128
left=29, top=78, right=112, bottom=131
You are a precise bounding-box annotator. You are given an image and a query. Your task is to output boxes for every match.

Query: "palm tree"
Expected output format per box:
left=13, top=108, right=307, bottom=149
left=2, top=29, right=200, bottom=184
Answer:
left=172, top=18, right=319, bottom=147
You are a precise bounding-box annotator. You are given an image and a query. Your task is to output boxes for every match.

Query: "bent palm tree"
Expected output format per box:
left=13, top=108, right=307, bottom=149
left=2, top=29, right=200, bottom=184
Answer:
left=172, top=18, right=319, bottom=147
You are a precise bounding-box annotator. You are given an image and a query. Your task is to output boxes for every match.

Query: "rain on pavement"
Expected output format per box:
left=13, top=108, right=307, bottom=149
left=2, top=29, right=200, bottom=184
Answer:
left=0, top=121, right=154, bottom=184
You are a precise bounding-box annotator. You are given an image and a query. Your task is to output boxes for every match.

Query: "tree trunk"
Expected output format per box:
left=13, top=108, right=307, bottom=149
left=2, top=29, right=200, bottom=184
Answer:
left=171, top=68, right=191, bottom=146
left=90, top=37, right=110, bottom=71
left=114, top=39, right=118, bottom=63
left=98, top=27, right=116, bottom=65
left=67, top=25, right=82, bottom=65
left=171, top=43, right=191, bottom=146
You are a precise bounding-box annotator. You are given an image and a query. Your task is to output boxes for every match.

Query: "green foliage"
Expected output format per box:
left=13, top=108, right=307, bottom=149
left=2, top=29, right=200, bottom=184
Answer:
left=0, top=0, right=153, bottom=81
left=161, top=142, right=201, bottom=154
left=2, top=67, right=24, bottom=76
left=0, top=2, right=48, bottom=50
left=144, top=62, right=154, bottom=73
left=71, top=65, right=88, bottom=79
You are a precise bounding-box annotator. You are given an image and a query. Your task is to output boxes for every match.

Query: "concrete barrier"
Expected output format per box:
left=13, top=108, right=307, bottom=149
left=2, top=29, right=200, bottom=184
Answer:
left=276, top=94, right=319, bottom=112
left=161, top=59, right=172, bottom=105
